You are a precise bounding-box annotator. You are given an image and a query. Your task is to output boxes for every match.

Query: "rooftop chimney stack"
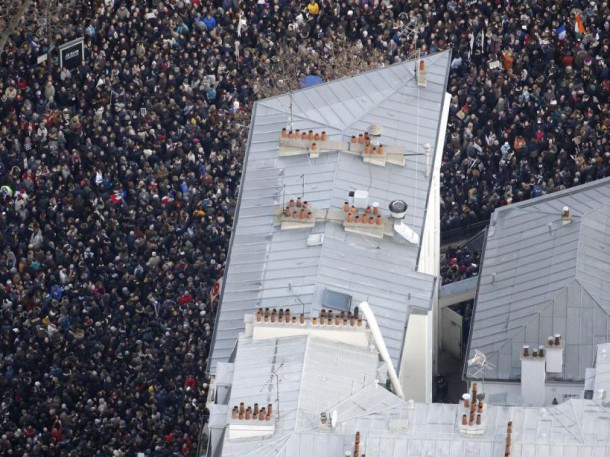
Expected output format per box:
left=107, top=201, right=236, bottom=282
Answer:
left=458, top=382, right=486, bottom=434
left=417, top=59, right=428, bottom=87
left=545, top=334, right=564, bottom=374
left=521, top=343, right=546, bottom=406
left=228, top=402, right=275, bottom=440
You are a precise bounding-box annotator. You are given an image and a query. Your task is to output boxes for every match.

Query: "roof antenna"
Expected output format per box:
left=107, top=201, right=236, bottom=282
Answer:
left=467, top=349, right=495, bottom=390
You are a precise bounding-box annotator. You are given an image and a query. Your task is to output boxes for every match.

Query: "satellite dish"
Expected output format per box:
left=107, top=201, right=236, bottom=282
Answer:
left=330, top=410, right=338, bottom=428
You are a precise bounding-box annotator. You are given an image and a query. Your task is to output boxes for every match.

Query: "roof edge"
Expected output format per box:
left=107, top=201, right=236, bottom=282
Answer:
left=257, top=50, right=453, bottom=104
left=490, top=176, right=610, bottom=224
left=207, top=102, right=260, bottom=375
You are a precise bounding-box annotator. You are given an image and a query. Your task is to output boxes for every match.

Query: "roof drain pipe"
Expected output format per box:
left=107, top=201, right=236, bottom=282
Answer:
left=359, top=301, right=405, bottom=400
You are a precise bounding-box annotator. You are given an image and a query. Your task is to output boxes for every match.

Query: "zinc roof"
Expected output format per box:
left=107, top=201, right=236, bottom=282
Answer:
left=209, top=51, right=452, bottom=372
left=465, top=178, right=610, bottom=382
left=219, top=333, right=610, bottom=457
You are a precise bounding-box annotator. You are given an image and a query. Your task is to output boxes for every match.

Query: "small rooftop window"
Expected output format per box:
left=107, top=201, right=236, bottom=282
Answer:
left=323, top=289, right=352, bottom=312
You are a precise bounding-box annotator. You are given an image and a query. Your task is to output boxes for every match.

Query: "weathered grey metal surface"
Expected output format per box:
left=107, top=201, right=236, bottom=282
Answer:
left=466, top=178, right=610, bottom=382
left=209, top=52, right=452, bottom=372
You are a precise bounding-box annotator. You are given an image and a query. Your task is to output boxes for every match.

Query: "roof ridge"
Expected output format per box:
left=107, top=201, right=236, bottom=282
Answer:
left=573, top=278, right=610, bottom=317
left=341, top=72, right=417, bottom=131
left=256, top=101, right=346, bottom=132
left=490, top=176, right=610, bottom=219
left=258, top=50, right=451, bottom=104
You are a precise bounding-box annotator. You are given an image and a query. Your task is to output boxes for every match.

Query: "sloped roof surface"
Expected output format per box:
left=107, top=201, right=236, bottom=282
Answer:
left=209, top=51, right=452, bottom=372
left=466, top=178, right=610, bottom=381
left=220, top=334, right=610, bottom=457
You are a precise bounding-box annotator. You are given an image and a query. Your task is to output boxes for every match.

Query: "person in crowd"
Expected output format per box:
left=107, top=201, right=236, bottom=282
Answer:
left=441, top=246, right=480, bottom=285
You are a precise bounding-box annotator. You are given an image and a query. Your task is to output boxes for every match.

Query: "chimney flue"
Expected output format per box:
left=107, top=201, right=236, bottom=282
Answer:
left=505, top=421, right=513, bottom=456
left=554, top=334, right=561, bottom=345
left=561, top=206, right=571, bottom=224
left=522, top=345, right=529, bottom=357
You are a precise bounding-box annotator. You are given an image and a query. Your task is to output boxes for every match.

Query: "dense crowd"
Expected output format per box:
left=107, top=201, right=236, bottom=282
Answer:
left=0, top=0, right=609, bottom=455
left=440, top=246, right=480, bottom=285
left=438, top=0, right=610, bottom=231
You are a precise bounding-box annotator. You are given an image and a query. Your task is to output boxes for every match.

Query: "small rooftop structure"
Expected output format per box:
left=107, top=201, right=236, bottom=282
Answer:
left=465, top=177, right=610, bottom=384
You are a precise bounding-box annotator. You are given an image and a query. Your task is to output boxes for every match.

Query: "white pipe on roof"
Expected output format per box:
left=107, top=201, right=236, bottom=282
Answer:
left=359, top=301, right=405, bottom=400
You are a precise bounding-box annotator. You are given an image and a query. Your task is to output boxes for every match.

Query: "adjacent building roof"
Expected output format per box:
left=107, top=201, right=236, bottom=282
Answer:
left=209, top=51, right=452, bottom=373
left=216, top=331, right=610, bottom=457
left=466, top=177, right=610, bottom=382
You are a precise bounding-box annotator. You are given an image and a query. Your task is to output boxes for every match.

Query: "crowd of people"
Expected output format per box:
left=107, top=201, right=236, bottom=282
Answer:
left=438, top=0, right=610, bottom=231
left=0, top=0, right=609, bottom=455
left=440, top=246, right=480, bottom=285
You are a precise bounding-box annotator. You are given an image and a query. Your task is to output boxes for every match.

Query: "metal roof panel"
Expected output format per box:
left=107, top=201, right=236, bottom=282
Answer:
left=209, top=52, right=452, bottom=372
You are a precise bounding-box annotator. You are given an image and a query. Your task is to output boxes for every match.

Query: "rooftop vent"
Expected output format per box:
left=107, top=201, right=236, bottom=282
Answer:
left=389, top=200, right=420, bottom=245
left=561, top=206, right=572, bottom=224
left=354, top=190, right=369, bottom=209
left=389, top=200, right=408, bottom=219
left=368, top=124, right=383, bottom=137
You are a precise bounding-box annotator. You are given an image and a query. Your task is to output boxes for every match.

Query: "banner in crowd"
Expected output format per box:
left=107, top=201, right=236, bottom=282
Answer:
left=210, top=278, right=224, bottom=306
left=58, top=37, right=85, bottom=69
